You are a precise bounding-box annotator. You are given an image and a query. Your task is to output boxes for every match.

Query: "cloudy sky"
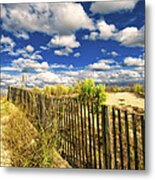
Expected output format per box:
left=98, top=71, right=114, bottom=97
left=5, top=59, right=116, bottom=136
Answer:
left=0, top=0, right=145, bottom=89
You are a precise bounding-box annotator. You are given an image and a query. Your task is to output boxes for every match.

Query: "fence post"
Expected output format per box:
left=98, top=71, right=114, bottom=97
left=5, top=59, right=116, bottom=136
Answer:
left=80, top=102, right=85, bottom=167
left=141, top=115, right=145, bottom=169
left=102, top=105, right=111, bottom=169
left=87, top=101, right=92, bottom=168
left=118, top=109, right=124, bottom=169
left=124, top=110, right=131, bottom=169
left=91, top=102, right=97, bottom=168
left=112, top=107, right=117, bottom=169
left=132, top=113, right=139, bottom=170
left=96, top=103, right=101, bottom=169
left=7, top=86, right=10, bottom=101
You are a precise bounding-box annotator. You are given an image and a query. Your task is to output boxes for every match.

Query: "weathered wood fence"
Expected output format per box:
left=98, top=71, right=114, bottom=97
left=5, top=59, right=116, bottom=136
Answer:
left=7, top=86, right=145, bottom=170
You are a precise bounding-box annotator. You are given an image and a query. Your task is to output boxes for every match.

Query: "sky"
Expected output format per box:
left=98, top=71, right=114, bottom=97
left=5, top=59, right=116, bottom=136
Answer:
left=0, top=0, right=145, bottom=90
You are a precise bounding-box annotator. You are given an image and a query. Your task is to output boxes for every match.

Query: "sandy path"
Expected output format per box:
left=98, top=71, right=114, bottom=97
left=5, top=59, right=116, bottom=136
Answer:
left=105, top=92, right=144, bottom=112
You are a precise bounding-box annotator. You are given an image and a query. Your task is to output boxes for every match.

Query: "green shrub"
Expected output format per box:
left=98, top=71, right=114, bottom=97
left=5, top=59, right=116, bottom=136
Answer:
left=77, top=79, right=107, bottom=110
left=133, top=84, right=144, bottom=94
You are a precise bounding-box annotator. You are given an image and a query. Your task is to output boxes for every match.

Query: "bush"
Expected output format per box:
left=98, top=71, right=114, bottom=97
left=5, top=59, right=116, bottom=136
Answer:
left=77, top=79, right=107, bottom=110
left=133, top=84, right=144, bottom=94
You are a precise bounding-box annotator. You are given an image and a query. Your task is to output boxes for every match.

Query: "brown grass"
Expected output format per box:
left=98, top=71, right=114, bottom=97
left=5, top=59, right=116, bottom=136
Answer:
left=1, top=98, right=71, bottom=168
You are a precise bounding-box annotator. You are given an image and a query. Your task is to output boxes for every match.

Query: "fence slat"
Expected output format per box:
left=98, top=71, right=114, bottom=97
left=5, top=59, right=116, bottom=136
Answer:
left=102, top=105, right=109, bottom=169
left=91, top=102, right=97, bottom=168
left=124, top=110, right=131, bottom=169
left=83, top=101, right=88, bottom=167
left=141, top=115, right=145, bottom=169
left=87, top=101, right=92, bottom=168
left=96, top=104, right=101, bottom=169
left=112, top=107, right=117, bottom=169
left=132, top=113, right=139, bottom=170
left=80, top=102, right=85, bottom=167
left=118, top=109, right=124, bottom=169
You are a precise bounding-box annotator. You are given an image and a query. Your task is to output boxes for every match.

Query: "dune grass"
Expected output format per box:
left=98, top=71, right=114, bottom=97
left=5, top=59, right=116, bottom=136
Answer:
left=1, top=97, right=70, bottom=168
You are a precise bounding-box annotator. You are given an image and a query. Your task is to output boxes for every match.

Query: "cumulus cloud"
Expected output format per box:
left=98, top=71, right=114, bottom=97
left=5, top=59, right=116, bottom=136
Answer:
left=14, top=31, right=30, bottom=40
left=74, top=52, right=80, bottom=58
left=1, top=73, right=21, bottom=90
left=97, top=20, right=117, bottom=40
left=49, top=34, right=80, bottom=48
left=25, top=45, right=34, bottom=52
left=54, top=47, right=73, bottom=56
left=1, top=3, right=94, bottom=38
left=8, top=44, right=43, bottom=60
left=101, top=49, right=119, bottom=57
left=101, top=48, right=107, bottom=53
left=90, top=0, right=140, bottom=14
left=64, top=64, right=143, bottom=85
left=115, top=26, right=144, bottom=47
left=83, top=20, right=117, bottom=41
left=110, top=51, right=119, bottom=56
left=34, top=72, right=61, bottom=84
left=1, top=64, right=144, bottom=90
left=0, top=35, right=16, bottom=53
left=47, top=34, right=80, bottom=56
left=12, top=58, right=49, bottom=72
left=50, top=63, right=74, bottom=69
left=88, top=61, right=111, bottom=71
left=83, top=19, right=144, bottom=48
left=83, top=32, right=99, bottom=41
left=88, top=59, right=120, bottom=71
left=124, top=56, right=144, bottom=66
left=1, top=66, right=18, bottom=71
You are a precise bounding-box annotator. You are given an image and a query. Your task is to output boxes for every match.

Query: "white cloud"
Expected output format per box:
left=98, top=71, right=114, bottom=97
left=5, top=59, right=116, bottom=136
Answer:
left=83, top=20, right=117, bottom=41
left=115, top=26, right=144, bottom=47
left=83, top=32, right=99, bottom=41
left=88, top=59, right=120, bottom=71
left=101, top=48, right=107, bottom=53
left=50, top=63, right=74, bottom=69
left=83, top=19, right=144, bottom=48
left=54, top=47, right=73, bottom=56
left=14, top=31, right=29, bottom=40
left=110, top=51, right=119, bottom=57
left=48, top=34, right=80, bottom=56
left=101, top=49, right=119, bottom=56
left=90, top=0, right=140, bottom=14
left=49, top=34, right=80, bottom=48
left=8, top=44, right=43, bottom=60
left=124, top=56, right=144, bottom=66
left=25, top=45, right=34, bottom=52
left=1, top=3, right=94, bottom=38
left=97, top=20, right=117, bottom=40
left=0, top=35, right=16, bottom=53
left=1, top=73, right=21, bottom=89
left=74, top=52, right=80, bottom=58
left=12, top=58, right=49, bottom=72
left=88, top=61, right=111, bottom=70
left=34, top=71, right=61, bottom=84
left=1, top=66, right=18, bottom=71
left=40, top=46, right=48, bottom=50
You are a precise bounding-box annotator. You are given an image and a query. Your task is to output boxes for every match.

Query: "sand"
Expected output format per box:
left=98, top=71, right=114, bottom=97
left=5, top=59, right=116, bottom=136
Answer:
left=105, top=92, right=144, bottom=112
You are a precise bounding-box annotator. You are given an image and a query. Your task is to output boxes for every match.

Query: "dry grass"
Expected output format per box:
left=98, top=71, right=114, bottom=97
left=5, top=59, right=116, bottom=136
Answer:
left=1, top=98, right=71, bottom=168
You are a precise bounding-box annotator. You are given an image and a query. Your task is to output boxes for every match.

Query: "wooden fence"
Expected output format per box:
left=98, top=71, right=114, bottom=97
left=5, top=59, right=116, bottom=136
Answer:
left=7, top=86, right=145, bottom=170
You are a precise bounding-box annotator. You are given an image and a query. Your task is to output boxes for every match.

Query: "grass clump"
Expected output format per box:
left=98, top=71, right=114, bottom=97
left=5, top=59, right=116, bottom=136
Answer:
left=1, top=98, right=60, bottom=168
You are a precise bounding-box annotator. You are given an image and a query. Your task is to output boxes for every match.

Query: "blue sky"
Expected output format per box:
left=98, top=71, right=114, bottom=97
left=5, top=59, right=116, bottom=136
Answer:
left=0, top=0, right=145, bottom=89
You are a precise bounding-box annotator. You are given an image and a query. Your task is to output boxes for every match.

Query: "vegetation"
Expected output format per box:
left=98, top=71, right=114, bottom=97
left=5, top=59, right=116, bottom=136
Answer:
left=132, top=84, right=144, bottom=96
left=106, top=83, right=144, bottom=96
left=1, top=98, right=70, bottom=168
left=31, top=79, right=107, bottom=110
